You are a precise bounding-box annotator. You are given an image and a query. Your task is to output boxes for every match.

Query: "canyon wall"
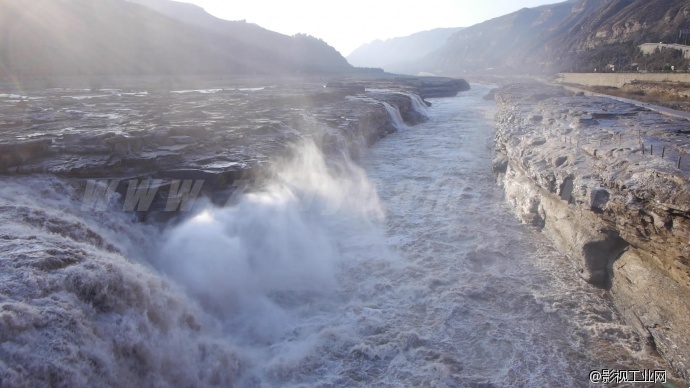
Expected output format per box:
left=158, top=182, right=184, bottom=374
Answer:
left=493, top=82, right=690, bottom=381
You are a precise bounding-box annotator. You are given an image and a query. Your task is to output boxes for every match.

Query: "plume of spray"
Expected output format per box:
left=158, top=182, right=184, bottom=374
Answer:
left=156, top=140, right=385, bottom=344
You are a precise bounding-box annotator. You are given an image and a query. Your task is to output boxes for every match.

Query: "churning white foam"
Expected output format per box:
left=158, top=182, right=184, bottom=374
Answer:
left=404, top=92, right=429, bottom=115
left=381, top=101, right=407, bottom=131
left=1, top=87, right=673, bottom=386
left=0, top=141, right=392, bottom=386
left=154, top=141, right=391, bottom=378
left=0, top=177, right=242, bottom=387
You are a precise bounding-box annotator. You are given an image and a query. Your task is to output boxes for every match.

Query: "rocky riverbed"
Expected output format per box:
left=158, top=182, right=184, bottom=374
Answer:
left=0, top=76, right=468, bottom=210
left=0, top=75, right=473, bottom=386
left=493, top=81, right=690, bottom=381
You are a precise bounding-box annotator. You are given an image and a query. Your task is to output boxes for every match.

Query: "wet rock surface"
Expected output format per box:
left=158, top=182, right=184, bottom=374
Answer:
left=0, top=76, right=464, bottom=183
left=0, top=75, right=468, bottom=221
left=493, top=81, right=690, bottom=381
left=0, top=75, right=470, bottom=385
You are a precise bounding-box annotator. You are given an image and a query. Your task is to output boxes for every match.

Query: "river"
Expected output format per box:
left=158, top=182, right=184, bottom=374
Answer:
left=0, top=85, right=669, bottom=387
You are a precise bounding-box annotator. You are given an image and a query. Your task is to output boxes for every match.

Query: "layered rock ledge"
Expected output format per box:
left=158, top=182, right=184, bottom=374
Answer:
left=493, top=82, right=690, bottom=380
left=0, top=76, right=467, bottom=209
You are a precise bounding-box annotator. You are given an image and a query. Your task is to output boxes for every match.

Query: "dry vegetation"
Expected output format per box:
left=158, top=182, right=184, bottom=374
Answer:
left=582, top=81, right=690, bottom=113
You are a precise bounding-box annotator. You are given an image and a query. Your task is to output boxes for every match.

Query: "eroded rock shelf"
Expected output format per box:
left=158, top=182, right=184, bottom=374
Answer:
left=493, top=81, right=690, bottom=381
left=0, top=76, right=468, bottom=208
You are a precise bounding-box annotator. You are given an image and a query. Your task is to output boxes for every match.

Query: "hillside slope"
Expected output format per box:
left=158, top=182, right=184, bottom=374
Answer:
left=126, top=0, right=352, bottom=74
left=548, top=0, right=690, bottom=71
left=409, top=0, right=603, bottom=75
left=0, top=0, right=353, bottom=78
left=405, top=0, right=689, bottom=75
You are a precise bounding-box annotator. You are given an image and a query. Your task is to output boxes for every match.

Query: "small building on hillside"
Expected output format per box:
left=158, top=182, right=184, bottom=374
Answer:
left=639, top=43, right=690, bottom=59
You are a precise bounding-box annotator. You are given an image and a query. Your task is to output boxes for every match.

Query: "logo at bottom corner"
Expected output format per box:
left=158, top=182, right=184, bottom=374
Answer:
left=588, top=369, right=667, bottom=384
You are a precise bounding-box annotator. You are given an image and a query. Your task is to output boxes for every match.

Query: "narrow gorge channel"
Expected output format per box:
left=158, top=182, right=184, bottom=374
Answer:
left=0, top=84, right=677, bottom=386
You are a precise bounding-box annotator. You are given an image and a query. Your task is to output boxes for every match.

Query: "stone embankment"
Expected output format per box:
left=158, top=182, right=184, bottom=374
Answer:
left=493, top=82, right=690, bottom=381
left=556, top=72, right=690, bottom=88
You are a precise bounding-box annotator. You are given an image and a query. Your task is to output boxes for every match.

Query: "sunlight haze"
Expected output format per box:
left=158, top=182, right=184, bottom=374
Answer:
left=177, top=0, right=563, bottom=56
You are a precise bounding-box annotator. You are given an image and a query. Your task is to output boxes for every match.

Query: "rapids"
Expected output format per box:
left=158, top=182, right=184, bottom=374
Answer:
left=0, top=85, right=670, bottom=387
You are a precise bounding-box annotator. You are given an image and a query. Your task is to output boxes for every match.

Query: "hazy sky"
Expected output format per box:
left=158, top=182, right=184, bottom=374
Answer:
left=179, top=0, right=563, bottom=56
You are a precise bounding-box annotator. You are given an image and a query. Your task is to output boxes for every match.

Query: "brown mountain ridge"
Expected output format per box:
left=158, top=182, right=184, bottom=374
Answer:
left=403, top=0, right=690, bottom=75
left=0, top=0, right=356, bottom=79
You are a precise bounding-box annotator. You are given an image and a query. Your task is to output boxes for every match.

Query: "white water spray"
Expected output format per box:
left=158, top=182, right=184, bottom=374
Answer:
left=155, top=141, right=390, bottom=374
left=1, top=87, right=672, bottom=387
left=405, top=92, right=429, bottom=115
left=0, top=177, right=241, bottom=387
left=381, top=101, right=407, bottom=131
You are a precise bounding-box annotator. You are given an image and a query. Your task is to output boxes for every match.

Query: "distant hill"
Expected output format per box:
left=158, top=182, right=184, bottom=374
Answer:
left=397, top=0, right=690, bottom=76
left=126, top=0, right=352, bottom=74
left=346, top=28, right=463, bottom=73
left=0, top=0, right=354, bottom=78
left=406, top=0, right=602, bottom=75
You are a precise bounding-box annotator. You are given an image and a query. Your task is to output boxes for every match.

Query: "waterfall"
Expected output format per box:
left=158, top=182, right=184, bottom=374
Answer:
left=381, top=101, right=407, bottom=131
left=0, top=177, right=241, bottom=386
left=2, top=85, right=667, bottom=387
left=0, top=141, right=390, bottom=386
left=406, top=92, right=429, bottom=115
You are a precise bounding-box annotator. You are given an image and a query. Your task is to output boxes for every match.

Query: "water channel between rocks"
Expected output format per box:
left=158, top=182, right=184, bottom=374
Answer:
left=0, top=85, right=672, bottom=387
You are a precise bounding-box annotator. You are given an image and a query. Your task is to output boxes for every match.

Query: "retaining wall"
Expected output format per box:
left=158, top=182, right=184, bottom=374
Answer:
left=556, top=73, right=690, bottom=88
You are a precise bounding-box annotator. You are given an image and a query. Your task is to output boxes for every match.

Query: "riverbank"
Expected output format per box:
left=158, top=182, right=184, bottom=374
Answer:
left=555, top=73, right=690, bottom=113
left=492, top=81, right=690, bottom=381
left=556, top=73, right=690, bottom=88
left=356, top=86, right=673, bottom=386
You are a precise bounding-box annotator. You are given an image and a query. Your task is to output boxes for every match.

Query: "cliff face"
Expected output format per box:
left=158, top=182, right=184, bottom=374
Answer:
left=558, top=0, right=690, bottom=49
left=493, top=82, right=690, bottom=380
left=545, top=0, right=690, bottom=71
left=406, top=0, right=605, bottom=75
left=0, top=0, right=353, bottom=78
left=404, top=0, right=689, bottom=75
